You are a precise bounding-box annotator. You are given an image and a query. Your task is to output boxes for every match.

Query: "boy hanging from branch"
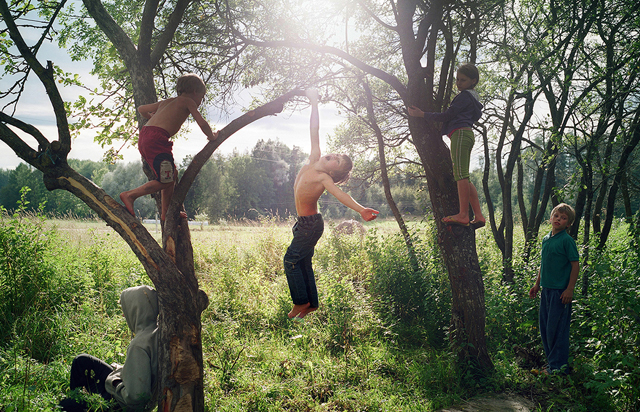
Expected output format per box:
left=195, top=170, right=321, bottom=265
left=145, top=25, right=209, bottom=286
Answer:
left=284, top=89, right=379, bottom=321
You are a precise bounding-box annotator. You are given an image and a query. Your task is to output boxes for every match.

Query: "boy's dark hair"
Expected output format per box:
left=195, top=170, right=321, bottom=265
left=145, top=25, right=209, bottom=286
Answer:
left=331, top=154, right=353, bottom=185
left=457, top=64, right=479, bottom=88
left=551, top=203, right=576, bottom=227
left=176, top=73, right=206, bottom=95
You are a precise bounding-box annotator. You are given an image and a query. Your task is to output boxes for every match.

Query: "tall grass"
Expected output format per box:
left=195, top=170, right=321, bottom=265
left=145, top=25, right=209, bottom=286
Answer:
left=1, top=212, right=639, bottom=411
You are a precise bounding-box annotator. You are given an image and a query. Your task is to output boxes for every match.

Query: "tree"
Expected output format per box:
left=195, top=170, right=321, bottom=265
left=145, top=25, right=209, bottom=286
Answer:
left=481, top=0, right=640, bottom=286
left=228, top=0, right=494, bottom=370
left=0, top=1, right=308, bottom=409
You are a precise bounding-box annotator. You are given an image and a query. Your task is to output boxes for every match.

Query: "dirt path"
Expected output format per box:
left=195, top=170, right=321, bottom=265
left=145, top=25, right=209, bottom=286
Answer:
left=437, top=394, right=535, bottom=412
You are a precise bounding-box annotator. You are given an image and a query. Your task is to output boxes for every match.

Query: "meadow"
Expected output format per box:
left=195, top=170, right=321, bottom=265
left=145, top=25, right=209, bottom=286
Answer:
left=1, top=209, right=639, bottom=411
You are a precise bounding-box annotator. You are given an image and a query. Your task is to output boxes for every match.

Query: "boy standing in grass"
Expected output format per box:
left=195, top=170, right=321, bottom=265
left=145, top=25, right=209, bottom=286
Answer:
left=285, top=89, right=379, bottom=321
left=529, top=203, right=580, bottom=375
left=120, top=73, right=217, bottom=221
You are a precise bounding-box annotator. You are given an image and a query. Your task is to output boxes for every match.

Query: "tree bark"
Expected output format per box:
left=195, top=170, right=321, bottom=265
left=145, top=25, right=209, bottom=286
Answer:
left=597, top=110, right=640, bottom=249
left=399, top=0, right=492, bottom=370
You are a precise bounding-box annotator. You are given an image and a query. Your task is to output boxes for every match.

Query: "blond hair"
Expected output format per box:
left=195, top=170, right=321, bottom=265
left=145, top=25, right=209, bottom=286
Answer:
left=551, top=203, right=576, bottom=226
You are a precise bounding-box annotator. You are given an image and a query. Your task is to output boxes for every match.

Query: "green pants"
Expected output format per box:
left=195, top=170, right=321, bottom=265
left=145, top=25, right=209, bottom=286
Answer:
left=449, top=128, right=475, bottom=181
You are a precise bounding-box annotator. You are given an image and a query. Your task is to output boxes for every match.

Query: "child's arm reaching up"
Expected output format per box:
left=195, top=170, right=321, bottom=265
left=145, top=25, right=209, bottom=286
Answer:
left=184, top=98, right=218, bottom=141
left=322, top=176, right=379, bottom=221
left=306, top=88, right=321, bottom=164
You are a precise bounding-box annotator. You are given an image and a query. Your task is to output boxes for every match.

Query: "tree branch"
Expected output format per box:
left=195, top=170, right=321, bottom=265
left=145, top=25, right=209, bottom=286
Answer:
left=237, top=34, right=408, bottom=100
left=150, top=0, right=193, bottom=65
left=0, top=0, right=71, bottom=156
left=81, top=0, right=138, bottom=66
left=0, top=112, right=50, bottom=149
left=139, top=0, right=161, bottom=58
left=0, top=119, right=40, bottom=167
left=167, top=88, right=306, bottom=221
left=33, top=0, right=68, bottom=56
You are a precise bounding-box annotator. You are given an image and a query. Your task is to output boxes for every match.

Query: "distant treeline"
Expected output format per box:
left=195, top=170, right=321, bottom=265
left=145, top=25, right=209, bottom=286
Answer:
left=0, top=139, right=429, bottom=221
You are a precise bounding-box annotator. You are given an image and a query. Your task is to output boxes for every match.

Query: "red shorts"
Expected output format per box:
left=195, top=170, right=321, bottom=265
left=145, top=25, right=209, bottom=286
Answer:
left=138, top=126, right=175, bottom=184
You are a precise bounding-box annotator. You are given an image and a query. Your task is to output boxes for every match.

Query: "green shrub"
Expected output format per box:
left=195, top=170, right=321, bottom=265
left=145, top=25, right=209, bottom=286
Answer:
left=0, top=189, right=92, bottom=361
left=365, top=226, right=450, bottom=348
left=572, top=233, right=640, bottom=412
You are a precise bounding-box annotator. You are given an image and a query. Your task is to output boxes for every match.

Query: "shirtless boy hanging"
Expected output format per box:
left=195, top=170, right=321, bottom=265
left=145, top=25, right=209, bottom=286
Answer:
left=284, top=89, right=379, bottom=321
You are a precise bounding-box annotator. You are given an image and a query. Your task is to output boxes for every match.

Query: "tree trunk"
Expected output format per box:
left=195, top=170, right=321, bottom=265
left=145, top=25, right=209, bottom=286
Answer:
left=495, top=85, right=534, bottom=283
left=620, top=172, right=632, bottom=223
left=482, top=127, right=503, bottom=252
left=581, top=183, right=593, bottom=297
left=399, top=0, right=492, bottom=370
left=410, top=120, right=492, bottom=370
left=597, top=112, right=640, bottom=249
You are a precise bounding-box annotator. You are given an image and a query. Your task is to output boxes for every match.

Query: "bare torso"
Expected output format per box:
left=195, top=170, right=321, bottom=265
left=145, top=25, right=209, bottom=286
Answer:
left=144, top=97, right=192, bottom=136
left=294, top=164, right=327, bottom=216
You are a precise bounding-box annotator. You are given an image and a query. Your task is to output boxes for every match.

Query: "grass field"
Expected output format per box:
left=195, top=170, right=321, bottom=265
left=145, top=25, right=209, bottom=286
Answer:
left=1, top=213, right=639, bottom=411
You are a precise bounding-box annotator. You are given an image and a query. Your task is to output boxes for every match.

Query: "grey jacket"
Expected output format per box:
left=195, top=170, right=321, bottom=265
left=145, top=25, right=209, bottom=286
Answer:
left=105, top=285, right=158, bottom=411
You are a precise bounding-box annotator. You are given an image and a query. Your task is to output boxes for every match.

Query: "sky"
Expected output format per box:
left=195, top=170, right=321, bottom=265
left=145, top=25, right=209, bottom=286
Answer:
left=0, top=22, right=346, bottom=170
left=0, top=52, right=342, bottom=170
left=1, top=16, right=484, bottom=172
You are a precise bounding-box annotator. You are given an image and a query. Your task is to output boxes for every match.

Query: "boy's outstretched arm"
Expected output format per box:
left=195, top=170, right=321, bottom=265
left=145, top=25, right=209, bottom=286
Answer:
left=322, top=176, right=379, bottom=221
left=185, top=99, right=218, bottom=141
left=306, top=88, right=321, bottom=164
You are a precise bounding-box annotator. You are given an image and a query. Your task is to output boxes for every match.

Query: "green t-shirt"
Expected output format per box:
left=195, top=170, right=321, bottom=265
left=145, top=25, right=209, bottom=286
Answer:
left=540, top=230, right=579, bottom=289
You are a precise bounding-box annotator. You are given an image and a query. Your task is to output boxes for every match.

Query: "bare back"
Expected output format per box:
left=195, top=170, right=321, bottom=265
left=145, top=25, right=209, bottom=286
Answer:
left=294, top=162, right=329, bottom=216
left=142, top=96, right=193, bottom=136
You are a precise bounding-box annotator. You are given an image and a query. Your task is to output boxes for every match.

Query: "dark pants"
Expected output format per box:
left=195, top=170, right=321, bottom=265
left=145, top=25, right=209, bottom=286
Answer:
left=539, top=288, right=572, bottom=373
left=284, top=214, right=324, bottom=308
left=59, top=354, right=114, bottom=411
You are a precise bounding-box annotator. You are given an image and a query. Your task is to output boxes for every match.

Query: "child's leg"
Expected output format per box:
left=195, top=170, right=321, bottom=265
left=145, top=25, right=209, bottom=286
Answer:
left=469, top=182, right=485, bottom=224
left=161, top=181, right=174, bottom=222
left=284, top=216, right=323, bottom=318
left=69, top=354, right=114, bottom=399
left=120, top=180, right=170, bottom=217
left=444, top=129, right=475, bottom=225
left=455, top=178, right=471, bottom=223
left=297, top=253, right=318, bottom=318
left=540, top=288, right=572, bottom=373
left=284, top=226, right=313, bottom=318
left=160, top=167, right=188, bottom=221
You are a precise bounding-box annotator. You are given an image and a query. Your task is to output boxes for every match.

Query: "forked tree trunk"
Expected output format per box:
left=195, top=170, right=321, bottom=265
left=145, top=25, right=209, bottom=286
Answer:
left=410, top=120, right=492, bottom=370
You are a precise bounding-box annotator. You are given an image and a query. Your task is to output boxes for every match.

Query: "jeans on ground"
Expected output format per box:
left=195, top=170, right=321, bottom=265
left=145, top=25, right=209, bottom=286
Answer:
left=539, top=288, right=572, bottom=373
left=284, top=214, right=324, bottom=308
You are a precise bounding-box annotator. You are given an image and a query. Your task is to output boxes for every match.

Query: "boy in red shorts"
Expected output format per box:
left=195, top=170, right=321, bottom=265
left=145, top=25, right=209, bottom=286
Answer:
left=120, top=73, right=217, bottom=221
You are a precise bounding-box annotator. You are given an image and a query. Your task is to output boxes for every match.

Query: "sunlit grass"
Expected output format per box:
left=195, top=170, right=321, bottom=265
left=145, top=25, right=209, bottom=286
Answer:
left=1, top=214, right=638, bottom=411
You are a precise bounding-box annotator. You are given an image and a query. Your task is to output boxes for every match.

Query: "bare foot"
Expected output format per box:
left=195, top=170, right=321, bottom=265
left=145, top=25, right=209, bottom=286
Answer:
left=442, top=214, right=470, bottom=226
left=119, top=192, right=135, bottom=217
left=288, top=303, right=310, bottom=319
left=297, top=306, right=317, bottom=319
